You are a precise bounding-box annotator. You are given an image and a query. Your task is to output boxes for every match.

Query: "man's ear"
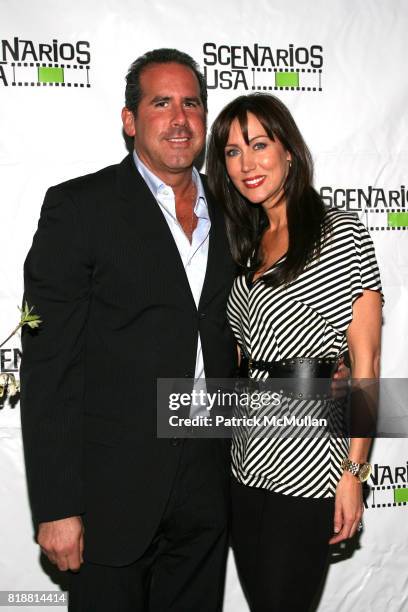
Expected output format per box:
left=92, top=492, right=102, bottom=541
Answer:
left=122, top=107, right=136, bottom=137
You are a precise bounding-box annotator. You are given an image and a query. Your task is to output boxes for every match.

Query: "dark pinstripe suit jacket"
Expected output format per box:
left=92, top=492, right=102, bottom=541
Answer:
left=20, top=154, right=237, bottom=565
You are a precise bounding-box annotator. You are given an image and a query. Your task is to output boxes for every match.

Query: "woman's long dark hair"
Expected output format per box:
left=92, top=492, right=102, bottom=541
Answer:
left=207, top=93, right=328, bottom=287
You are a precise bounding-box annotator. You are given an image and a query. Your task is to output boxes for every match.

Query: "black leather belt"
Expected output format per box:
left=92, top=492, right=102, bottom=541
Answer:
left=240, top=355, right=338, bottom=378
left=239, top=355, right=341, bottom=399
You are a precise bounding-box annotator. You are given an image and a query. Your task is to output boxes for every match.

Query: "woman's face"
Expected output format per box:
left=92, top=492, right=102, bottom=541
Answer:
left=224, top=112, right=291, bottom=210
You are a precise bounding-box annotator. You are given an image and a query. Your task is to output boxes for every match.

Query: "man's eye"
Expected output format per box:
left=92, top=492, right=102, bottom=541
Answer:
left=225, top=149, right=239, bottom=158
left=154, top=101, right=168, bottom=107
left=184, top=101, right=197, bottom=108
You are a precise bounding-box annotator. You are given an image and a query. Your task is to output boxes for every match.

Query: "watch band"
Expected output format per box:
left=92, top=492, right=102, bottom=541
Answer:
left=341, top=458, right=372, bottom=482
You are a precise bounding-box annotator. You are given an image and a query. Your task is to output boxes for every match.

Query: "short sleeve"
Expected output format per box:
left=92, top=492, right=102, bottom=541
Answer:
left=350, top=221, right=384, bottom=305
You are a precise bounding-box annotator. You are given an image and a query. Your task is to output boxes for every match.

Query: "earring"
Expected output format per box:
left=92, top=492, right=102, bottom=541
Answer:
left=288, top=159, right=292, bottom=169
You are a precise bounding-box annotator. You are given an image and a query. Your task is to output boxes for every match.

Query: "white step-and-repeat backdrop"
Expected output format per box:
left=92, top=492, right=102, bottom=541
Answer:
left=1, top=1, right=407, bottom=610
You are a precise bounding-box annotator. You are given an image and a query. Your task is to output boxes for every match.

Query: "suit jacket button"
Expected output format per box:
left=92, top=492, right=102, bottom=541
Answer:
left=199, top=312, right=206, bottom=319
left=171, top=437, right=180, bottom=447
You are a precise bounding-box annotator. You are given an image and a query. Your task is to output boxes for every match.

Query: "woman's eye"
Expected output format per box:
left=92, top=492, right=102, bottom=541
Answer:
left=253, top=142, right=267, bottom=150
left=225, top=149, right=239, bottom=158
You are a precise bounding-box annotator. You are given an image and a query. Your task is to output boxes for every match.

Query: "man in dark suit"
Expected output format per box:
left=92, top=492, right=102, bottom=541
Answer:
left=20, top=48, right=237, bottom=611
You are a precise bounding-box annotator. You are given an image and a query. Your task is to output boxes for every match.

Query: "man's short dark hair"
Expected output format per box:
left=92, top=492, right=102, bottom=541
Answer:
left=125, top=48, right=208, bottom=115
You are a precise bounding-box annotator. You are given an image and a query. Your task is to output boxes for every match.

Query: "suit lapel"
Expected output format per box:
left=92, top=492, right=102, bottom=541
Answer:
left=199, top=178, right=232, bottom=311
left=116, top=156, right=233, bottom=313
left=116, top=155, right=197, bottom=309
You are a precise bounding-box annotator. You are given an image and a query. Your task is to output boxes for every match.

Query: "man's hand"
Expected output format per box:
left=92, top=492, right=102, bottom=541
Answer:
left=37, top=516, right=84, bottom=571
left=329, top=472, right=363, bottom=544
left=331, top=356, right=350, bottom=399
left=332, top=356, right=349, bottom=380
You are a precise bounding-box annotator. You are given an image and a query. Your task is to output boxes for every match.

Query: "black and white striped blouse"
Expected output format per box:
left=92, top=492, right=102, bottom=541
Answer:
left=227, top=208, right=383, bottom=498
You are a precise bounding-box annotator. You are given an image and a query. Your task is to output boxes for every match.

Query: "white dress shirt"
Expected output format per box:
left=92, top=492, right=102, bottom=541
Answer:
left=133, top=151, right=210, bottom=381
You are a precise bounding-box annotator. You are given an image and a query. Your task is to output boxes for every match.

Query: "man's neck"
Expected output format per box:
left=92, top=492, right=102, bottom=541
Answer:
left=135, top=150, right=196, bottom=199
left=165, top=172, right=195, bottom=199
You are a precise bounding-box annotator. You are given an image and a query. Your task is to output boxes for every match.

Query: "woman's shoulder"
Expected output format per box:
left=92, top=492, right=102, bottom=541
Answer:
left=322, top=206, right=367, bottom=238
left=323, top=206, right=361, bottom=226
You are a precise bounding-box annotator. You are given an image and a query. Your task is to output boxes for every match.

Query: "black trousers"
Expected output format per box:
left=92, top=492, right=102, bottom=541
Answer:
left=69, top=440, right=230, bottom=612
left=231, top=478, right=334, bottom=612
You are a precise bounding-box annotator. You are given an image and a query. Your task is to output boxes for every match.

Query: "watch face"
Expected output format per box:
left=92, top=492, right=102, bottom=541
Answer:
left=359, top=463, right=372, bottom=482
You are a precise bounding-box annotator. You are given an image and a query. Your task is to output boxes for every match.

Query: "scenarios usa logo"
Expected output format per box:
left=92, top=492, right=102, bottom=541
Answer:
left=365, top=461, right=408, bottom=510
left=0, top=346, right=21, bottom=408
left=201, top=42, right=323, bottom=92
left=320, top=185, right=408, bottom=231
left=0, top=36, right=91, bottom=88
left=0, top=347, right=20, bottom=374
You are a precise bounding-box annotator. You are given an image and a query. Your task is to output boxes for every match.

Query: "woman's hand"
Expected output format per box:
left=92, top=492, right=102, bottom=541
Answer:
left=328, top=288, right=382, bottom=545
left=329, top=471, right=363, bottom=544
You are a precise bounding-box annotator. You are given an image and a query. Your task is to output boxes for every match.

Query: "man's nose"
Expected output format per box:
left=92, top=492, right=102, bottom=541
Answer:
left=171, top=103, right=188, bottom=126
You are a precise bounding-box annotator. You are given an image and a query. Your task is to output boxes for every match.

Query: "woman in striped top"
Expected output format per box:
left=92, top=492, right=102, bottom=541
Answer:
left=207, top=94, right=382, bottom=611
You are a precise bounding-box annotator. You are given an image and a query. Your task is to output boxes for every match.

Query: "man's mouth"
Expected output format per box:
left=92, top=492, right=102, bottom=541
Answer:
left=166, top=137, right=190, bottom=143
left=243, top=176, right=266, bottom=189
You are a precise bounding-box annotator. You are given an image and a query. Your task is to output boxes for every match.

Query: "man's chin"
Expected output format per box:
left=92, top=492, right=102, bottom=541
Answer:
left=163, top=155, right=199, bottom=173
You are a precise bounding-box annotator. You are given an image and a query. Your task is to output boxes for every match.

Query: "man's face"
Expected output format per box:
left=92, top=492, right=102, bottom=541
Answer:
left=122, top=62, right=206, bottom=181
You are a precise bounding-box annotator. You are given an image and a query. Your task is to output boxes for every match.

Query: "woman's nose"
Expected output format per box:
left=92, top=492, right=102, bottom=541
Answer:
left=240, top=150, right=256, bottom=173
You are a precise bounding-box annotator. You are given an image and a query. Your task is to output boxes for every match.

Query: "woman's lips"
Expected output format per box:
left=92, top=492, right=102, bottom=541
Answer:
left=242, top=175, right=266, bottom=189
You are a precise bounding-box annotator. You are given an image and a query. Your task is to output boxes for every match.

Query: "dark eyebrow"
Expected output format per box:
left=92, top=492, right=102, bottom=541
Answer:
left=150, top=96, right=171, bottom=104
left=184, top=96, right=202, bottom=105
left=248, top=134, right=268, bottom=143
left=149, top=95, right=202, bottom=105
left=225, top=134, right=267, bottom=147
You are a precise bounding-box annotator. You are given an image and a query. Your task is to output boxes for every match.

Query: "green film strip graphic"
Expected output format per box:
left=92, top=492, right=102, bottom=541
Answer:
left=275, top=72, right=299, bottom=87
left=368, top=484, right=408, bottom=508
left=252, top=67, right=321, bottom=91
left=388, top=212, right=408, bottom=228
left=363, top=209, right=408, bottom=231
left=394, top=488, right=408, bottom=503
left=10, top=62, right=90, bottom=87
left=38, top=66, right=64, bottom=83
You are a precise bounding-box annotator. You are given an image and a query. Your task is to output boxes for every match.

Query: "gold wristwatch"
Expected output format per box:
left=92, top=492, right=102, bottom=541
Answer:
left=341, top=458, right=372, bottom=482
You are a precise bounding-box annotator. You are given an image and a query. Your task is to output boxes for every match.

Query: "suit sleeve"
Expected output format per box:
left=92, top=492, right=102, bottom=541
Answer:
left=20, top=185, right=93, bottom=525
